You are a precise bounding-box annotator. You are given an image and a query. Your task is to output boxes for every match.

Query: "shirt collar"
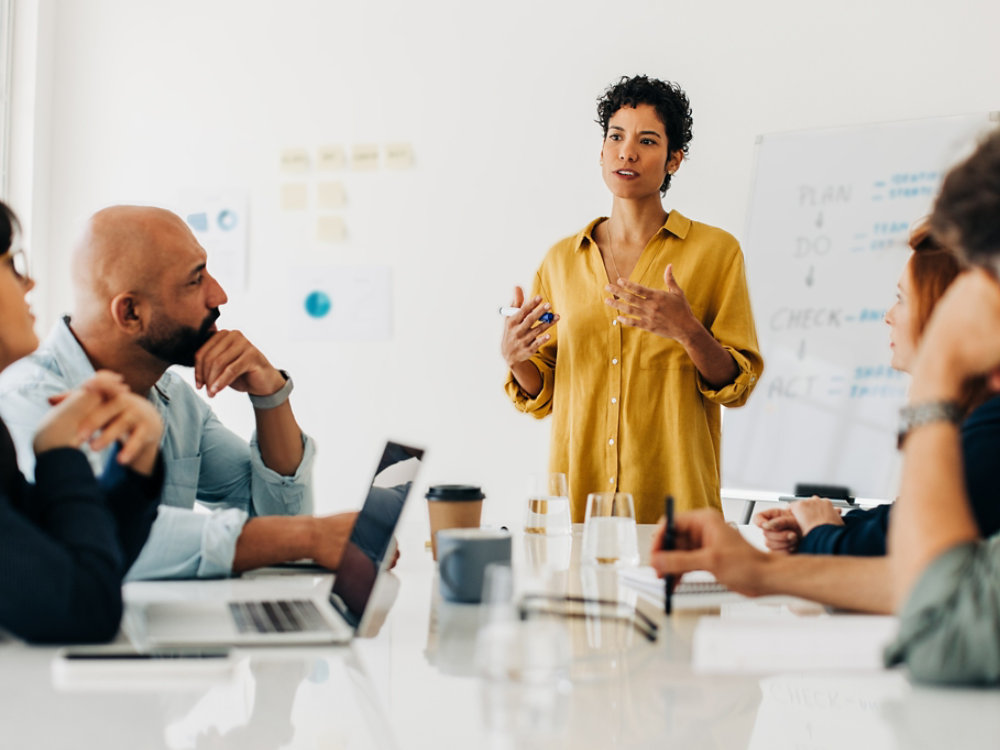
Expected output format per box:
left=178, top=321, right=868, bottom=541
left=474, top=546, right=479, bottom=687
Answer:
left=50, top=316, right=171, bottom=404
left=574, top=210, right=691, bottom=251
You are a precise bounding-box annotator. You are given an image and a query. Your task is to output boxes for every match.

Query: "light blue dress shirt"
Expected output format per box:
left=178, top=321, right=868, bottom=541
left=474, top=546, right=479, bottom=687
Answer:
left=0, top=319, right=315, bottom=580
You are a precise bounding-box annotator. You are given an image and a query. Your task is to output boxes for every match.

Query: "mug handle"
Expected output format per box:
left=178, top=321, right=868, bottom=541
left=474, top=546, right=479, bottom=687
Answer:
left=439, top=549, right=464, bottom=592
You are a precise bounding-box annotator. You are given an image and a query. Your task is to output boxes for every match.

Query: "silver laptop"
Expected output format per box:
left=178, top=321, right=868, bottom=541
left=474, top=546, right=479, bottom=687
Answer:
left=130, top=441, right=424, bottom=646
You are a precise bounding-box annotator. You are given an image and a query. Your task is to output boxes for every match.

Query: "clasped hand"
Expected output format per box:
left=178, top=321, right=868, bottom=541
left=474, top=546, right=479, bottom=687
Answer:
left=33, top=370, right=163, bottom=475
left=194, top=329, right=286, bottom=399
left=605, top=264, right=695, bottom=340
left=754, top=497, right=843, bottom=553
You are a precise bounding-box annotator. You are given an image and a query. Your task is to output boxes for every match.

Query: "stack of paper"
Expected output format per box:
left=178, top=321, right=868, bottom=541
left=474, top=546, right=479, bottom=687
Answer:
left=692, top=615, right=899, bottom=673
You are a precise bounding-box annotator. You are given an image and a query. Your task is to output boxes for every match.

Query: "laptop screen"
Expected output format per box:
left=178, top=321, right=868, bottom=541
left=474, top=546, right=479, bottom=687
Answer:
left=330, top=441, right=424, bottom=627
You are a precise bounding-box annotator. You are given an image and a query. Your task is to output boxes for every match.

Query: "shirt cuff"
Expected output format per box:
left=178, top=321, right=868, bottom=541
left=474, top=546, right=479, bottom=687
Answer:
left=504, top=363, right=554, bottom=417
left=696, top=346, right=760, bottom=406
left=125, top=506, right=249, bottom=580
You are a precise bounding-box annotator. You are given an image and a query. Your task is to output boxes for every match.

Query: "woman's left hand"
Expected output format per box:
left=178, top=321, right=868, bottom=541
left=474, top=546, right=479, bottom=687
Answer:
left=605, top=264, right=696, bottom=341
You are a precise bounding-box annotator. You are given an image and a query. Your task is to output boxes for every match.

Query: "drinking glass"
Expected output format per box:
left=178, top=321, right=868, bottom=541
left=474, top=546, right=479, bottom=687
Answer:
left=524, top=472, right=572, bottom=536
left=580, top=492, right=639, bottom=567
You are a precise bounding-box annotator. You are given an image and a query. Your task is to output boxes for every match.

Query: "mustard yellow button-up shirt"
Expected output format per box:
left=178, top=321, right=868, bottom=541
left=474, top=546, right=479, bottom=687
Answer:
left=505, top=211, right=763, bottom=523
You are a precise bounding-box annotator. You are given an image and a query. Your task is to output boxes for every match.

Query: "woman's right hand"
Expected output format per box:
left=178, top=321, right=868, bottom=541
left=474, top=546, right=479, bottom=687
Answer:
left=33, top=370, right=164, bottom=476
left=500, top=286, right=559, bottom=368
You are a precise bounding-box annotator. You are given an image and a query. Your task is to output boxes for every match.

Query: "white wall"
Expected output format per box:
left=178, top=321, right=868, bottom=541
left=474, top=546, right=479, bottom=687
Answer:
left=12, top=0, right=1000, bottom=539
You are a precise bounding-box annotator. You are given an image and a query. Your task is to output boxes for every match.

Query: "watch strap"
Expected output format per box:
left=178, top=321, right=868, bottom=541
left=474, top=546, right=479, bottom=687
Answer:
left=897, top=400, right=962, bottom=449
left=249, top=370, right=293, bottom=410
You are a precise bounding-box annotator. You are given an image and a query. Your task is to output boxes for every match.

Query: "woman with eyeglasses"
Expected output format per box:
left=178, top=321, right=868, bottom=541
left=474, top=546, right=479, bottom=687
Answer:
left=0, top=200, right=164, bottom=643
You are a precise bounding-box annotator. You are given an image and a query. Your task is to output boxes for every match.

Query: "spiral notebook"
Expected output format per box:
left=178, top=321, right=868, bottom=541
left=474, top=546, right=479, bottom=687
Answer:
left=618, top=567, right=739, bottom=609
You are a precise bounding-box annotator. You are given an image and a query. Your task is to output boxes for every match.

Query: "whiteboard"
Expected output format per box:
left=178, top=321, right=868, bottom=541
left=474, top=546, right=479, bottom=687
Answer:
left=722, top=113, right=998, bottom=500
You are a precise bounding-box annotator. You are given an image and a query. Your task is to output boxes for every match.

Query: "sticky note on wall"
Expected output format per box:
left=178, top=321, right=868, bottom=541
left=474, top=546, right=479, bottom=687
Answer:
left=384, top=142, right=414, bottom=169
left=280, top=149, right=311, bottom=174
left=317, top=145, right=346, bottom=171
left=317, top=181, right=347, bottom=209
left=281, top=183, right=308, bottom=211
left=351, top=144, right=380, bottom=171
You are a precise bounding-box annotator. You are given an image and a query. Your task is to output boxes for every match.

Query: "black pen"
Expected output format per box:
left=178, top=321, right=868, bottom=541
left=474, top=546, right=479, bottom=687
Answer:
left=663, top=495, right=675, bottom=615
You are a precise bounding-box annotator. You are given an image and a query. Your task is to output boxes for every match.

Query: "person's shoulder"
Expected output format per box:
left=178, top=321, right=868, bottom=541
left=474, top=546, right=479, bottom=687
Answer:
left=964, top=394, right=1000, bottom=429
left=553, top=218, right=604, bottom=254
left=680, top=213, right=741, bottom=254
left=0, top=343, right=68, bottom=397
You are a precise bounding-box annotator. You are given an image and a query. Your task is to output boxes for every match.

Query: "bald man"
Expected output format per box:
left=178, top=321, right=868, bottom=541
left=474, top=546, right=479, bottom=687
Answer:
left=0, top=206, right=355, bottom=580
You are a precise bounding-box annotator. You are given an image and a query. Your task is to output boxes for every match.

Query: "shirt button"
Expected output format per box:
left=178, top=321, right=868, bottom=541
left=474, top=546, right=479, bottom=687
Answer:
left=612, top=358, right=618, bottom=365
left=611, top=397, right=617, bottom=404
left=609, top=438, right=615, bottom=445
left=612, top=319, right=618, bottom=326
left=609, top=477, right=615, bottom=484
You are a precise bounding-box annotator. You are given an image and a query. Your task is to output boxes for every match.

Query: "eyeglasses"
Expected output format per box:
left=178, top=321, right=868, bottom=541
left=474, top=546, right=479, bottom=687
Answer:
left=3, top=249, right=30, bottom=283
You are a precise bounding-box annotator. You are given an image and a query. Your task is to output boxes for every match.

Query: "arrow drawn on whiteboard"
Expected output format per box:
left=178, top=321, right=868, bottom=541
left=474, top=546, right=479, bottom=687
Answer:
left=798, top=340, right=806, bottom=360
left=805, top=266, right=815, bottom=287
left=816, top=211, right=823, bottom=228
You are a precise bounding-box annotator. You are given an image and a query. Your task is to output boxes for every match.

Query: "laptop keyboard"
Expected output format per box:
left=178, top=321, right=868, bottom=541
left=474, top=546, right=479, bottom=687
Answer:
left=228, top=599, right=330, bottom=634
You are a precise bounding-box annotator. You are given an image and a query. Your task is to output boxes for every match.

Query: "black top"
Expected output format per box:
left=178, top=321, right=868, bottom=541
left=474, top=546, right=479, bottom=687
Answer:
left=0, top=419, right=162, bottom=643
left=798, top=394, right=1000, bottom=556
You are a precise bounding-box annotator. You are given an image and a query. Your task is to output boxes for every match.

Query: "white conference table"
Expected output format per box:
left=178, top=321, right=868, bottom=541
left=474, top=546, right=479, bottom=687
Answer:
left=1, top=525, right=998, bottom=750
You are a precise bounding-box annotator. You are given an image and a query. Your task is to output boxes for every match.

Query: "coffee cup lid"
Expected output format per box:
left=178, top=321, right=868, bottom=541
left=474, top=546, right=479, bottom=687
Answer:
left=425, top=484, right=485, bottom=501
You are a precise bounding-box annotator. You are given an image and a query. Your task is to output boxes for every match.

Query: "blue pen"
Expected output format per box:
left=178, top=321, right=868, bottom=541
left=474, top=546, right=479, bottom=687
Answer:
left=663, top=495, right=675, bottom=615
left=499, top=305, right=555, bottom=324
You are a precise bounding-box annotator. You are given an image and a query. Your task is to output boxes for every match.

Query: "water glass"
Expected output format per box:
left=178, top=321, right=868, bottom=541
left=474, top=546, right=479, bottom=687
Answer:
left=524, top=473, right=572, bottom=536
left=580, top=492, right=639, bottom=567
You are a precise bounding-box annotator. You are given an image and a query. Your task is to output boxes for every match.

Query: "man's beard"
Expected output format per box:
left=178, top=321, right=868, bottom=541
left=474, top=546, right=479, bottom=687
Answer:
left=138, top=308, right=220, bottom=366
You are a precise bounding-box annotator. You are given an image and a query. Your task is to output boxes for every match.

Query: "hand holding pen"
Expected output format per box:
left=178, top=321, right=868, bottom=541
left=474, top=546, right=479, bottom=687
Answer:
left=499, top=285, right=559, bottom=370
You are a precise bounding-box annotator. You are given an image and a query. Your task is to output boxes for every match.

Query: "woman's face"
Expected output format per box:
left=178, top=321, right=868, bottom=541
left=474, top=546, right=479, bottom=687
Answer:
left=885, top=258, right=917, bottom=373
left=0, top=250, right=38, bottom=370
left=600, top=103, right=681, bottom=200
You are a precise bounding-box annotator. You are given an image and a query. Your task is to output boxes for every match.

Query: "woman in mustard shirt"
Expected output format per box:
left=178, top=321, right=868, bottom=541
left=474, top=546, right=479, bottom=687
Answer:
left=502, top=75, right=763, bottom=523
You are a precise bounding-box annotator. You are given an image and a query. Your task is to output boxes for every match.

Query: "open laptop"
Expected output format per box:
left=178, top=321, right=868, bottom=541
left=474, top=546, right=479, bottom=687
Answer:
left=128, top=440, right=424, bottom=647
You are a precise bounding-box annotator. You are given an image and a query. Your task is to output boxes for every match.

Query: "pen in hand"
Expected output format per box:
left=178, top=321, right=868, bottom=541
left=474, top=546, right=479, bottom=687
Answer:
left=663, top=495, right=675, bottom=615
left=499, top=305, right=555, bottom=324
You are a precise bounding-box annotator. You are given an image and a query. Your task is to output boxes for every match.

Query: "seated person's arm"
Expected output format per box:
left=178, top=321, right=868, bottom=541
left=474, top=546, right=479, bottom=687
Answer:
left=651, top=510, right=893, bottom=613
left=884, top=271, right=1000, bottom=684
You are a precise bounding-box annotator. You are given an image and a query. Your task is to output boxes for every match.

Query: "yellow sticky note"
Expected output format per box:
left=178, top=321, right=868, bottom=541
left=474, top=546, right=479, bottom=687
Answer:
left=317, top=145, right=346, bottom=171
left=280, top=149, right=311, bottom=174
left=317, top=215, right=346, bottom=243
left=317, top=181, right=347, bottom=210
left=280, top=183, right=308, bottom=211
left=384, top=142, right=414, bottom=169
left=351, top=144, right=380, bottom=171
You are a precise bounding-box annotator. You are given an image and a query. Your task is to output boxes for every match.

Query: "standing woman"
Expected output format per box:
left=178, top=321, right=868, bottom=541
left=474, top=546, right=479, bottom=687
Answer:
left=0, top=201, right=164, bottom=643
left=502, top=75, right=763, bottom=523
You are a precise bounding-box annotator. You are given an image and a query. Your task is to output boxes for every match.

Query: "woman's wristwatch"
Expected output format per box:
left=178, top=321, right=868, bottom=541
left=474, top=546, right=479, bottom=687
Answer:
left=897, top=400, right=962, bottom=449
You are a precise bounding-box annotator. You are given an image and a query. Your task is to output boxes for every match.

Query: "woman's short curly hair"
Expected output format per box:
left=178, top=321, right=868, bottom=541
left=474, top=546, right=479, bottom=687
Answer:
left=596, top=75, right=693, bottom=194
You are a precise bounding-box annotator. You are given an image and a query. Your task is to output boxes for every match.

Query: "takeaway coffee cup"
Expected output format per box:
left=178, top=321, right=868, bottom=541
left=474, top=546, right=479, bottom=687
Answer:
left=437, top=528, right=512, bottom=603
left=426, top=484, right=485, bottom=560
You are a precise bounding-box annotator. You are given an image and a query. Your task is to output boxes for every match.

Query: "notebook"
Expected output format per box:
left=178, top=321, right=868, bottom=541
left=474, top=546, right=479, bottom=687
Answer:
left=618, top=566, right=741, bottom=610
left=129, top=440, right=424, bottom=647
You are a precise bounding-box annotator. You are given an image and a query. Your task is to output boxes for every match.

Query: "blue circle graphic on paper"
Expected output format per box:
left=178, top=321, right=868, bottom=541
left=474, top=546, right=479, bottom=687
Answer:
left=217, top=209, right=238, bottom=231
left=304, top=291, right=332, bottom=318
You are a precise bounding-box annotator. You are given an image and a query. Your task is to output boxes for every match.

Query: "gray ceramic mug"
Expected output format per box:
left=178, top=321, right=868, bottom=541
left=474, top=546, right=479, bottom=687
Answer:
left=437, top=528, right=512, bottom=603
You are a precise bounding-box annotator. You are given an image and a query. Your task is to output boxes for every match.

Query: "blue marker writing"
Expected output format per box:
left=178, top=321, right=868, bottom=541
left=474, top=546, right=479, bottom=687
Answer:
left=499, top=306, right=554, bottom=324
